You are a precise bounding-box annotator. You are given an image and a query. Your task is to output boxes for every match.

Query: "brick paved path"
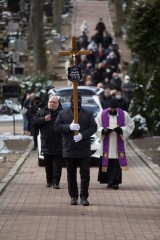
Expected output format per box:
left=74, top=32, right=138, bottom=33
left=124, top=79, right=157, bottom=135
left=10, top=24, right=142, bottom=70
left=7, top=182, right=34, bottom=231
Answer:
left=0, top=143, right=159, bottom=240
left=73, top=0, right=114, bottom=37
left=0, top=1, right=159, bottom=239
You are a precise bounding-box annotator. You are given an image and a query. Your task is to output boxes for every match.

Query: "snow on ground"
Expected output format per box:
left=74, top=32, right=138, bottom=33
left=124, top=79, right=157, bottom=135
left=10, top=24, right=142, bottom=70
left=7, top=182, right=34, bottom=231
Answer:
left=0, top=114, right=23, bottom=122
left=0, top=133, right=32, bottom=153
left=0, top=114, right=32, bottom=153
left=1, top=133, right=32, bottom=140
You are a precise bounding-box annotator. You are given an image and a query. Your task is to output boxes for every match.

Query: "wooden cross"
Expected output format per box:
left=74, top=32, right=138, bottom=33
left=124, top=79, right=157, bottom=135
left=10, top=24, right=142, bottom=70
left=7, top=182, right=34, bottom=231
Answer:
left=59, top=36, right=92, bottom=135
left=7, top=54, right=17, bottom=75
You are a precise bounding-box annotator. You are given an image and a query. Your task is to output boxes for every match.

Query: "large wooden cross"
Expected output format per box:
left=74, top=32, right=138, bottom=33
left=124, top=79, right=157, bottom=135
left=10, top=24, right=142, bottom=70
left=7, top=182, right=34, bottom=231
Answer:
left=59, top=36, right=92, bottom=135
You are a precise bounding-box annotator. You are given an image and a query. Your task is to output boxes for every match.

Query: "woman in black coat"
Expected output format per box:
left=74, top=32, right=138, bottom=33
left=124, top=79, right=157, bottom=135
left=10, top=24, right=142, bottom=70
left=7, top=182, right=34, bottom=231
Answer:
left=32, top=96, right=63, bottom=189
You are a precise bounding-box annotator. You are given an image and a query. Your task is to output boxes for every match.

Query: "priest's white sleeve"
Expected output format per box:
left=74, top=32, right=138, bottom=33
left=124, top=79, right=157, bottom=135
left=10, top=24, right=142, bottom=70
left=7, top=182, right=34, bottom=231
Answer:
left=121, top=111, right=135, bottom=140
left=95, top=110, right=103, bottom=140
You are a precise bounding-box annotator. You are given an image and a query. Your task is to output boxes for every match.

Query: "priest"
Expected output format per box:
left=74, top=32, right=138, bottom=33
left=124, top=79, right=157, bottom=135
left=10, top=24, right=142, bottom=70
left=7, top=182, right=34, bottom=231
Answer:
left=95, top=97, right=135, bottom=189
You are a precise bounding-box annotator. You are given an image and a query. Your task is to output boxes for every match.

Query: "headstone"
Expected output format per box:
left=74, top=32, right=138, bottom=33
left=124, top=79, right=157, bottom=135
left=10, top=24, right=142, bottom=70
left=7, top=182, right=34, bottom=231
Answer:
left=7, top=21, right=19, bottom=32
left=3, top=84, right=21, bottom=98
left=15, top=38, right=27, bottom=51
left=19, top=54, right=29, bottom=62
left=14, top=66, right=24, bottom=75
left=0, top=69, right=6, bottom=81
left=0, top=137, right=10, bottom=154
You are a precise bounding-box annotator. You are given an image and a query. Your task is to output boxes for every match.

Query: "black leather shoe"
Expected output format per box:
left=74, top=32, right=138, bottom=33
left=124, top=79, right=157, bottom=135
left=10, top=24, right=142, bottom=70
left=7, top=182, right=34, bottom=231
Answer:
left=70, top=198, right=78, bottom=205
left=112, top=184, right=119, bottom=190
left=53, top=184, right=60, bottom=189
left=80, top=198, right=89, bottom=206
left=46, top=183, right=52, bottom=187
left=107, top=184, right=113, bottom=188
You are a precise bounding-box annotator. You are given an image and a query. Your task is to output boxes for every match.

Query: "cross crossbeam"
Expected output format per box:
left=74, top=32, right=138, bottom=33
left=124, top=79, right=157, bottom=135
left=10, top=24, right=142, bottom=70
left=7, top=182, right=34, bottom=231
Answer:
left=59, top=36, right=92, bottom=135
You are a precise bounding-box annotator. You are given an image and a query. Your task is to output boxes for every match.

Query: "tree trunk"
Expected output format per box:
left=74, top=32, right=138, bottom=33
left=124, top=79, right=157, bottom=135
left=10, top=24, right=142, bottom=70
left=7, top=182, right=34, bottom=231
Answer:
left=28, top=0, right=33, bottom=48
left=54, top=0, right=62, bottom=33
left=31, top=0, right=47, bottom=72
left=61, top=0, right=65, bottom=14
left=115, top=0, right=123, bottom=36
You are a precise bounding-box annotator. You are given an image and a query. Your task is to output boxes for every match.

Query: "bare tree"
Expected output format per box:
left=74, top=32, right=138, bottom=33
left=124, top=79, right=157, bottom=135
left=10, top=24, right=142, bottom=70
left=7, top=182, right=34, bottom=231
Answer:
left=115, top=0, right=123, bottom=36
left=29, top=0, right=47, bottom=72
left=54, top=0, right=65, bottom=34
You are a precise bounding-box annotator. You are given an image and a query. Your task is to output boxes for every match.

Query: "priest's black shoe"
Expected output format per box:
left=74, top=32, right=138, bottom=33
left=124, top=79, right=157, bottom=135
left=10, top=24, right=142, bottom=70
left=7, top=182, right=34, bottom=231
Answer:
left=46, top=183, right=52, bottom=187
left=112, top=184, right=119, bottom=190
left=53, top=184, right=60, bottom=189
left=80, top=198, right=89, bottom=206
left=70, top=198, right=78, bottom=205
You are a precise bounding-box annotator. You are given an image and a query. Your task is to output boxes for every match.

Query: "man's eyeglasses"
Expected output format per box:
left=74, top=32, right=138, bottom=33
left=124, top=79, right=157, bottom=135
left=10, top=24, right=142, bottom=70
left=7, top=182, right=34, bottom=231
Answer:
left=49, top=101, right=58, bottom=104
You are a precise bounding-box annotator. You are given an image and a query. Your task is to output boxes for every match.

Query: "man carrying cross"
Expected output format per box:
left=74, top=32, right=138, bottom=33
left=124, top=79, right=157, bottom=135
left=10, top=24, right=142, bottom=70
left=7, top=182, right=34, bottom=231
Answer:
left=54, top=92, right=97, bottom=206
left=54, top=37, right=97, bottom=206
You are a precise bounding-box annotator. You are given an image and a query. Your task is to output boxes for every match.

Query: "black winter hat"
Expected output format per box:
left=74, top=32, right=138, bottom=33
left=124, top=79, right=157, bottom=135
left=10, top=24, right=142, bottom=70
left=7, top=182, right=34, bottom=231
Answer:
left=108, top=97, right=119, bottom=108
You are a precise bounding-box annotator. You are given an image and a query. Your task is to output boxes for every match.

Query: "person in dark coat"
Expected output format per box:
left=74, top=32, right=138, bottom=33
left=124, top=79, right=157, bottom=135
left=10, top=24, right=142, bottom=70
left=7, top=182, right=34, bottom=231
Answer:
left=100, top=87, right=112, bottom=109
left=54, top=93, right=97, bottom=206
left=32, top=96, right=63, bottom=189
left=30, top=96, right=44, bottom=150
left=106, top=52, right=119, bottom=76
left=110, top=72, right=122, bottom=90
left=23, top=93, right=36, bottom=135
left=103, top=31, right=113, bottom=49
left=95, top=18, right=106, bottom=46
left=115, top=90, right=129, bottom=112
left=121, top=75, right=133, bottom=108
left=92, top=62, right=107, bottom=86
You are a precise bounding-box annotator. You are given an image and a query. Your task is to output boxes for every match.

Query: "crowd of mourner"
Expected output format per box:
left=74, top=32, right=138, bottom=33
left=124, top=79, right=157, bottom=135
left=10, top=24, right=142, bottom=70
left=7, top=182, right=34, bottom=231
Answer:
left=22, top=18, right=134, bottom=135
left=20, top=17, right=135, bottom=206
left=75, top=18, right=133, bottom=111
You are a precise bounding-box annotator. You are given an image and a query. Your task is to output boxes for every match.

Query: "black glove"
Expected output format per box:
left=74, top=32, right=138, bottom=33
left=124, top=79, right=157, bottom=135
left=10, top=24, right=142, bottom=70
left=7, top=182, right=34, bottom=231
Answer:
left=114, top=127, right=123, bottom=135
left=102, top=128, right=113, bottom=135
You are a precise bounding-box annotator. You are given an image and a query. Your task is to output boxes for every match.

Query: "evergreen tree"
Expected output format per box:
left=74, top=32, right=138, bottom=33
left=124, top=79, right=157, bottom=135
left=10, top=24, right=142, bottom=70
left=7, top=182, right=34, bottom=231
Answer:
left=126, top=0, right=160, bottom=69
left=144, top=70, right=160, bottom=135
left=126, top=0, right=160, bottom=136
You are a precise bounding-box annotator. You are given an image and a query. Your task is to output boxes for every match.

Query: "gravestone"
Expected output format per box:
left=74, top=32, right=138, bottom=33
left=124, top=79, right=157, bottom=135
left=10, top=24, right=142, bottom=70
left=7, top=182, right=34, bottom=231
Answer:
left=0, top=137, right=10, bottom=154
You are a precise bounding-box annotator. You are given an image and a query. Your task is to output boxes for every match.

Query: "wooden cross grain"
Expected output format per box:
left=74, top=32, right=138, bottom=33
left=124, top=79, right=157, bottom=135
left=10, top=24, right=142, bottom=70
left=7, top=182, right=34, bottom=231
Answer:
left=59, top=36, right=92, bottom=135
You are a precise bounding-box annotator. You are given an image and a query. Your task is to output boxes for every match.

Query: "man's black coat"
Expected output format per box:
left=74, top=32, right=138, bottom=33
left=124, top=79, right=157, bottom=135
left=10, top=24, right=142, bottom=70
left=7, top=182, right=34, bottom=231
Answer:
left=32, top=106, right=62, bottom=155
left=54, top=107, right=97, bottom=158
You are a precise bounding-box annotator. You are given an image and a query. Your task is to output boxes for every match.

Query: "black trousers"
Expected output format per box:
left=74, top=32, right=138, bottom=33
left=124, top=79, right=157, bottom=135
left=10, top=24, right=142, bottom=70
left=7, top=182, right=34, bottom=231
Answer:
left=98, top=158, right=122, bottom=185
left=65, top=157, right=90, bottom=199
left=31, top=126, right=39, bottom=148
left=44, top=154, right=62, bottom=185
left=107, top=158, right=122, bottom=186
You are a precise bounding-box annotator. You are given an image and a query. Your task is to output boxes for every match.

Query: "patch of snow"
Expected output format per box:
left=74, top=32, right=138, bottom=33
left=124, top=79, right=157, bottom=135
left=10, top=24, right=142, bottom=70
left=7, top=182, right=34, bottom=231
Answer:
left=157, top=146, right=160, bottom=151
left=0, top=114, right=23, bottom=122
left=1, top=133, right=32, bottom=140
left=0, top=133, right=32, bottom=154
left=0, top=136, right=11, bottom=153
left=0, top=149, right=11, bottom=154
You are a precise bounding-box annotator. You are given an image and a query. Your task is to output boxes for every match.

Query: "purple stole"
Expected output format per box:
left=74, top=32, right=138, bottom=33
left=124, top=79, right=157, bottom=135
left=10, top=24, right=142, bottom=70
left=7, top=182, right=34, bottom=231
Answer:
left=101, top=108, right=128, bottom=172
